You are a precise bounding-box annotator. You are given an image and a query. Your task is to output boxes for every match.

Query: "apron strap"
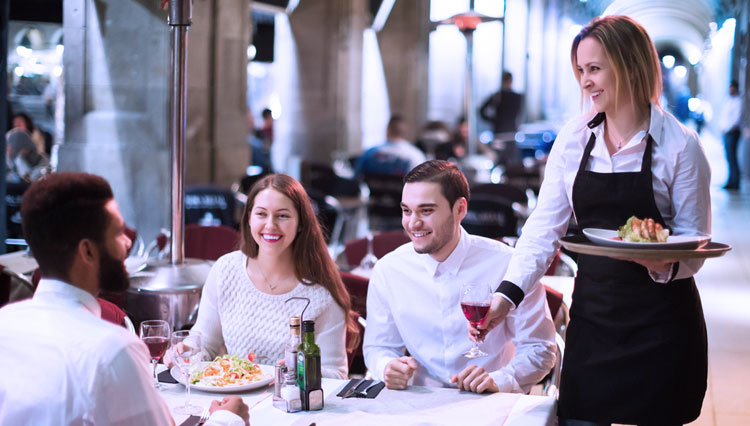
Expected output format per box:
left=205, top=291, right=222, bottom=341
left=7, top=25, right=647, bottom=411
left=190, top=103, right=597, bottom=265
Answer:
left=577, top=132, right=597, bottom=174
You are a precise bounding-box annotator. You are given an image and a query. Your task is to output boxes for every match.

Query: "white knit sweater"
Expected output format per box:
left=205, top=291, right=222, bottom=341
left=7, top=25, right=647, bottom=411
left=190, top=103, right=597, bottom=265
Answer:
left=192, top=251, right=348, bottom=379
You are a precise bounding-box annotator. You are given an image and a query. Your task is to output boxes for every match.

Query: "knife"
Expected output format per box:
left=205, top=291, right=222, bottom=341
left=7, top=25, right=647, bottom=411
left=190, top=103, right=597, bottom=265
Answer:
left=341, top=377, right=367, bottom=398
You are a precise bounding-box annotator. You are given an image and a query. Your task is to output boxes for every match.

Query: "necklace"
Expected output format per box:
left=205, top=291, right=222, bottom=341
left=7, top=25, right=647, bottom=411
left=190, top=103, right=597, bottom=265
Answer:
left=612, top=116, right=649, bottom=151
left=257, top=266, right=280, bottom=292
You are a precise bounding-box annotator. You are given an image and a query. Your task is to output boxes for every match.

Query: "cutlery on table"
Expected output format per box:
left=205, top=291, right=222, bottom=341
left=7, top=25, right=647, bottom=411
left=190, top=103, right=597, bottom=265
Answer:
left=341, top=377, right=367, bottom=398
left=348, top=380, right=381, bottom=398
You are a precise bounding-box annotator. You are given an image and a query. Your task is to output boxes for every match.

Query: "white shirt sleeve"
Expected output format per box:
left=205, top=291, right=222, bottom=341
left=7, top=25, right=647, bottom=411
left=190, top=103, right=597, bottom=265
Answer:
left=92, top=339, right=175, bottom=426
left=192, top=262, right=227, bottom=360
left=502, top=121, right=578, bottom=297
left=315, top=300, right=349, bottom=379
left=362, top=264, right=407, bottom=381
left=205, top=409, right=246, bottom=426
left=488, top=282, right=557, bottom=393
left=663, top=132, right=711, bottom=282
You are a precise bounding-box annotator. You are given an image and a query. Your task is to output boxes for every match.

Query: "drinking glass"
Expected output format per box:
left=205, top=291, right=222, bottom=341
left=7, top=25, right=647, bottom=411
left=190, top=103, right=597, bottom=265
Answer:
left=139, top=320, right=171, bottom=389
left=171, top=330, right=203, bottom=415
left=460, top=282, right=492, bottom=358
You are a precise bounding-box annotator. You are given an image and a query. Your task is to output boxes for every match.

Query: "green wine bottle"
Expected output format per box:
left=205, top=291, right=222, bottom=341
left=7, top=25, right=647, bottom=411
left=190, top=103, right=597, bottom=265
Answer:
left=297, top=320, right=323, bottom=410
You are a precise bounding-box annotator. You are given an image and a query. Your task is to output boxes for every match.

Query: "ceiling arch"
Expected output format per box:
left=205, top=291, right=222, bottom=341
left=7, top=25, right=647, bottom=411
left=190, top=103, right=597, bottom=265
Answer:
left=601, top=0, right=715, bottom=64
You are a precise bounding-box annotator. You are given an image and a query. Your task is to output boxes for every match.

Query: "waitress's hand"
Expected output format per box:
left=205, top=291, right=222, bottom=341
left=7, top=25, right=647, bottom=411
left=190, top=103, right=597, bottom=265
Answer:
left=469, top=295, right=512, bottom=342
left=613, top=257, right=676, bottom=273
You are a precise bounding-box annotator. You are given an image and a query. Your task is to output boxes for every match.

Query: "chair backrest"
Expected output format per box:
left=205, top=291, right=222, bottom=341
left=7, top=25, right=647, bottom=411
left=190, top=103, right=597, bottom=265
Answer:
left=462, top=194, right=518, bottom=239
left=471, top=182, right=527, bottom=205
left=344, top=230, right=411, bottom=267
left=305, top=162, right=360, bottom=198
left=306, top=188, right=345, bottom=245
left=185, top=185, right=237, bottom=228
left=185, top=224, right=240, bottom=261
left=363, top=173, right=404, bottom=228
left=239, top=172, right=272, bottom=195
left=340, top=270, right=369, bottom=319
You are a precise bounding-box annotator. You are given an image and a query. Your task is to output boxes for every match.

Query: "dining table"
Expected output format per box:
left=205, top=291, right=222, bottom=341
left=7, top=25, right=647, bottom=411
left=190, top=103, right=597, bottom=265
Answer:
left=158, top=368, right=557, bottom=426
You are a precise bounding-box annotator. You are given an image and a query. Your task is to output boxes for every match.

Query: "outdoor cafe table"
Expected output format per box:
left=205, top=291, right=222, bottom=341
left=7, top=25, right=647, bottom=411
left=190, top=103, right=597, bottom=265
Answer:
left=159, top=373, right=557, bottom=426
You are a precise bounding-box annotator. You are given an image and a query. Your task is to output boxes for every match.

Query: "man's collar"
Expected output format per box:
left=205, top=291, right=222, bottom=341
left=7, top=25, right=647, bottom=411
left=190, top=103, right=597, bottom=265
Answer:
left=420, top=227, right=470, bottom=278
left=34, top=278, right=102, bottom=318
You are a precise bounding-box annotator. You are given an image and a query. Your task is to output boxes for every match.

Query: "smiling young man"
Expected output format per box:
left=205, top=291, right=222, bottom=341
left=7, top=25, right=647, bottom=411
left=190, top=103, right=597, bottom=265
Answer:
left=0, top=172, right=249, bottom=426
left=362, top=160, right=556, bottom=393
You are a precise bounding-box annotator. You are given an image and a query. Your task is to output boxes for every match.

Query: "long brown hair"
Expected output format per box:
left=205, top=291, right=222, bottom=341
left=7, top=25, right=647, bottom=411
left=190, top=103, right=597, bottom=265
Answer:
left=571, top=15, right=662, bottom=112
left=240, top=174, right=359, bottom=350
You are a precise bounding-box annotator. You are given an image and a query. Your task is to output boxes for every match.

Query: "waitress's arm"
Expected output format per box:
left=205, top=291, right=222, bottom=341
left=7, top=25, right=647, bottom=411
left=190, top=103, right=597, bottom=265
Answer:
left=642, top=133, right=711, bottom=283
left=498, top=123, right=579, bottom=305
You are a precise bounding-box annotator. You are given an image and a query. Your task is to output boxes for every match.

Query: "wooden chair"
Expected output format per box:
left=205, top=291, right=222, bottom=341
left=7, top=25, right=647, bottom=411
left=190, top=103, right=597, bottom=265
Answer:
left=542, top=285, right=568, bottom=398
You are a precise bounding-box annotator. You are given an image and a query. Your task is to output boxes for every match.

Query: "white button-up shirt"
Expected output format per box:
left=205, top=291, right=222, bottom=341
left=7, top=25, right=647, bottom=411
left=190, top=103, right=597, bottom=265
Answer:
left=0, top=279, right=243, bottom=426
left=503, top=105, right=711, bottom=296
left=363, top=229, right=556, bottom=393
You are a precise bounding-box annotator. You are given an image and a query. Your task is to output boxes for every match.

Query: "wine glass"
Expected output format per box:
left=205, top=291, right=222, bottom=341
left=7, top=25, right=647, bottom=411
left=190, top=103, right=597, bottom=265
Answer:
left=171, top=330, right=203, bottom=415
left=139, top=320, right=171, bottom=390
left=460, top=283, right=492, bottom=358
left=359, top=232, right=378, bottom=270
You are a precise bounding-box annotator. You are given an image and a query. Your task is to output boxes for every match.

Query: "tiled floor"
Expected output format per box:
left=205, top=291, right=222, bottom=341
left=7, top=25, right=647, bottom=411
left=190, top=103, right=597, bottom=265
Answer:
left=686, top=131, right=750, bottom=426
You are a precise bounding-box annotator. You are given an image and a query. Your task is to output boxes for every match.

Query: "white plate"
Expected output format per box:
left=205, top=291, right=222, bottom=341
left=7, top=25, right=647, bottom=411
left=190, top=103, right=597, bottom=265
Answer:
left=170, top=362, right=274, bottom=393
left=582, top=228, right=711, bottom=250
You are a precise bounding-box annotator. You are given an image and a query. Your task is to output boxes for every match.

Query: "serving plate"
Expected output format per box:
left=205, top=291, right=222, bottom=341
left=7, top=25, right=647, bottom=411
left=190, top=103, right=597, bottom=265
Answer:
left=582, top=228, right=711, bottom=250
left=170, top=362, right=273, bottom=393
left=561, top=235, right=731, bottom=260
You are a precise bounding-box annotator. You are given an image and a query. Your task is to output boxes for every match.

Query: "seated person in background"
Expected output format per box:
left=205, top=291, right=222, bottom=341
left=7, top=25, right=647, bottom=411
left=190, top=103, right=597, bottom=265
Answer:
left=0, top=172, right=248, bottom=425
left=355, top=114, right=426, bottom=178
left=5, top=128, right=49, bottom=182
left=170, top=174, right=357, bottom=378
left=363, top=160, right=556, bottom=393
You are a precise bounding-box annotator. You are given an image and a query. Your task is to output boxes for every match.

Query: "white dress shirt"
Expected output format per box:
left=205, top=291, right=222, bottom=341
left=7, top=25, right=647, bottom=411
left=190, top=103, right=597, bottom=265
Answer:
left=503, top=104, right=711, bottom=298
left=0, top=279, right=243, bottom=426
left=718, top=94, right=742, bottom=133
left=363, top=229, right=556, bottom=393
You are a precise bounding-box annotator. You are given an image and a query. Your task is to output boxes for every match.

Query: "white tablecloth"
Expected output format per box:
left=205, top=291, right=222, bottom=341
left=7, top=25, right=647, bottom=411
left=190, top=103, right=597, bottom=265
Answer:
left=159, top=372, right=557, bottom=426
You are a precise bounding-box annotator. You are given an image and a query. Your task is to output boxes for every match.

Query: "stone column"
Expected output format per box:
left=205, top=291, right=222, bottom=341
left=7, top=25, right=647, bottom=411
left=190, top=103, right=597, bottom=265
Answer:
left=60, top=0, right=171, bottom=242
left=60, top=0, right=249, bottom=241
left=377, top=1, right=430, bottom=142
left=185, top=0, right=250, bottom=186
left=275, top=0, right=367, bottom=169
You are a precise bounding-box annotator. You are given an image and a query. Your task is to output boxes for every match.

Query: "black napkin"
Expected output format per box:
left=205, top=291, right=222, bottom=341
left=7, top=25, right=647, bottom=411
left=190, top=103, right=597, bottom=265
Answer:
left=158, top=369, right=179, bottom=384
left=336, top=379, right=385, bottom=399
left=178, top=415, right=201, bottom=426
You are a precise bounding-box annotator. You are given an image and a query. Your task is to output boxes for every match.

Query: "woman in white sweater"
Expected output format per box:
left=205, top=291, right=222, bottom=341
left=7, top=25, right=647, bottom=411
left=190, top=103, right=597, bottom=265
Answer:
left=189, top=174, right=357, bottom=378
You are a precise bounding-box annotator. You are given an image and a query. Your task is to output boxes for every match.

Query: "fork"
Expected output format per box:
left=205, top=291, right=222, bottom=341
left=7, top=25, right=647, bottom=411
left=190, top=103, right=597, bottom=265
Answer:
left=196, top=407, right=210, bottom=425
left=349, top=380, right=381, bottom=398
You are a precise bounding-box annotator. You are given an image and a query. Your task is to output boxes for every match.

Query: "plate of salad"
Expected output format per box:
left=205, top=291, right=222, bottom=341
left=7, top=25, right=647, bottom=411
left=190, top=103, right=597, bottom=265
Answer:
left=170, top=353, right=273, bottom=393
left=583, top=216, right=710, bottom=250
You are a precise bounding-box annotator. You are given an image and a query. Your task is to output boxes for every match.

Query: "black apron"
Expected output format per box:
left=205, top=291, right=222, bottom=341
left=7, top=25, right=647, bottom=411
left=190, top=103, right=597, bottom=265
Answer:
left=558, top=116, right=707, bottom=425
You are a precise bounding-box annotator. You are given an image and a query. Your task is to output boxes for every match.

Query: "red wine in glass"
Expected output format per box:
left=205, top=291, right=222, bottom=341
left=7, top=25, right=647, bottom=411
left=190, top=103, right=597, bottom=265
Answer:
left=461, top=302, right=490, bottom=326
left=460, top=283, right=491, bottom=358
left=143, top=336, right=169, bottom=361
left=139, top=320, right=171, bottom=389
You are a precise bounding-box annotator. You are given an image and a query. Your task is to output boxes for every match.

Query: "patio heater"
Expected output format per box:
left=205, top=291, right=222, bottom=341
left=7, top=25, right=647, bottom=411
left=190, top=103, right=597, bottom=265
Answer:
left=125, top=0, right=212, bottom=330
left=441, top=10, right=503, bottom=158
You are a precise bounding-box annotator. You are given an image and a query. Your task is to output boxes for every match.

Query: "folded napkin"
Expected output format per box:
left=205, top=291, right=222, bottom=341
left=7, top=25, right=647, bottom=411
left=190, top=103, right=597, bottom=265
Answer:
left=158, top=369, right=179, bottom=384
left=336, top=379, right=385, bottom=399
left=178, top=415, right=201, bottom=426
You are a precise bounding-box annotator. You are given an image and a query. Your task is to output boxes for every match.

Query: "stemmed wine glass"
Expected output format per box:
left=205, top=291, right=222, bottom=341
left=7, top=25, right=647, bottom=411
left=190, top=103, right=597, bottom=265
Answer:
left=460, top=282, right=492, bottom=358
left=171, top=330, right=203, bottom=415
left=139, top=320, right=171, bottom=390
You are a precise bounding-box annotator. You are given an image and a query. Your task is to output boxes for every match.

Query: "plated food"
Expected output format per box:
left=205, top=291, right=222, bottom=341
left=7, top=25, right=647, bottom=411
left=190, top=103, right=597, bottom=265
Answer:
left=190, top=353, right=266, bottom=387
left=617, top=216, right=669, bottom=243
left=171, top=353, right=274, bottom=392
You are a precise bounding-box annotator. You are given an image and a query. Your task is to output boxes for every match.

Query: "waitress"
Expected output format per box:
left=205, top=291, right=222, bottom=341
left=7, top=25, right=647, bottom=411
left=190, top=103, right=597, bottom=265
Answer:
left=474, top=15, right=711, bottom=426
